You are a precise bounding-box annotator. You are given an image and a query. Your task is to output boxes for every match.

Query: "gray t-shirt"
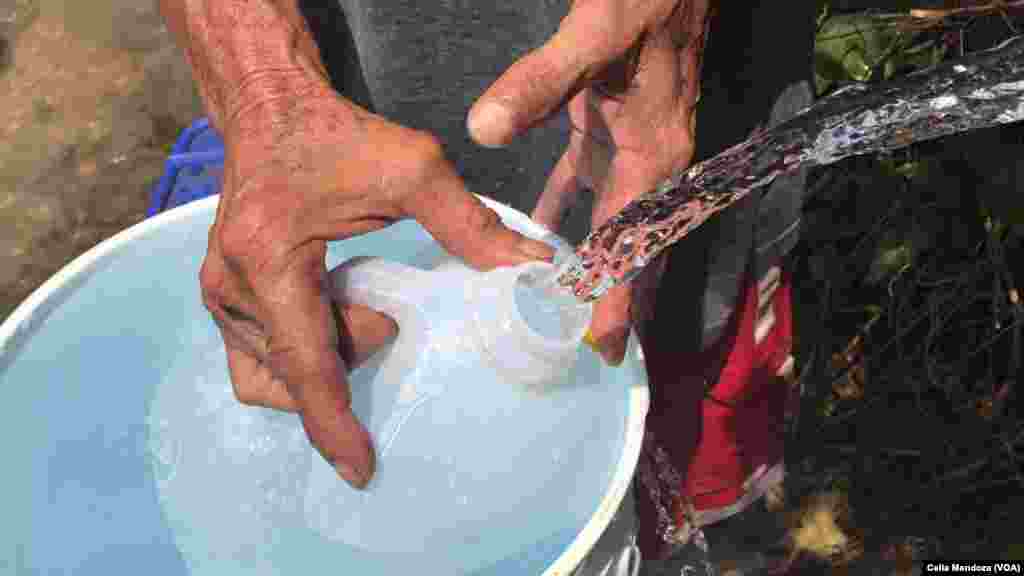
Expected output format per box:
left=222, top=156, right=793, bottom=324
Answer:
left=332, top=0, right=582, bottom=235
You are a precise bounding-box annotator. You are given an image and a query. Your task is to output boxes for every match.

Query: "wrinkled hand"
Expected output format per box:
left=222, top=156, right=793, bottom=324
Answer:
left=469, top=0, right=709, bottom=365
left=201, top=78, right=553, bottom=489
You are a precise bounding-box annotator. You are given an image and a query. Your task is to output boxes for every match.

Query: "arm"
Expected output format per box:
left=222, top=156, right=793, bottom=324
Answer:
left=157, top=0, right=332, bottom=132
left=158, top=0, right=554, bottom=490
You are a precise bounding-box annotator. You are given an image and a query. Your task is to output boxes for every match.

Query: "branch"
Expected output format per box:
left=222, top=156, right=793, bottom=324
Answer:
left=909, top=0, right=1024, bottom=21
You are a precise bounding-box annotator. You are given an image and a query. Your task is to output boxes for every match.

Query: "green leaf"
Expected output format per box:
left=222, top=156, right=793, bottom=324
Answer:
left=815, top=14, right=900, bottom=93
left=863, top=305, right=883, bottom=326
left=820, top=397, right=837, bottom=418
left=844, top=48, right=872, bottom=82
left=867, top=234, right=912, bottom=286
left=815, top=12, right=946, bottom=95
left=883, top=37, right=948, bottom=80
left=878, top=156, right=923, bottom=180
left=831, top=475, right=852, bottom=494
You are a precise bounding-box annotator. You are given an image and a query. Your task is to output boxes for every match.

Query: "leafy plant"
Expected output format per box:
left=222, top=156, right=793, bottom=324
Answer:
left=815, top=11, right=948, bottom=95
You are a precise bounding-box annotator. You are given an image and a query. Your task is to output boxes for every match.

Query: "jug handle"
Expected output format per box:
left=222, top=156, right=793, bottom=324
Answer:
left=326, top=256, right=438, bottom=459
left=327, top=256, right=431, bottom=320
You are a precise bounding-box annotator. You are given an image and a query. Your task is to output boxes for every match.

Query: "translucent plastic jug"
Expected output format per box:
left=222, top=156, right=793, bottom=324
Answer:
left=0, top=195, right=648, bottom=576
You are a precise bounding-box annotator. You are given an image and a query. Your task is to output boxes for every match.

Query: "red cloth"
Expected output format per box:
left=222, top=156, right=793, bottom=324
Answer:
left=635, top=265, right=794, bottom=560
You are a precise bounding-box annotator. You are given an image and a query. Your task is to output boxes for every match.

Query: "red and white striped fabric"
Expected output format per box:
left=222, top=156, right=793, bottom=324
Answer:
left=573, top=263, right=798, bottom=576
left=636, top=263, right=796, bottom=560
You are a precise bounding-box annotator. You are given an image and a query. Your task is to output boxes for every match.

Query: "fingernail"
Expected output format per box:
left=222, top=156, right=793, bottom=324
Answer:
left=519, top=238, right=555, bottom=262
left=583, top=328, right=625, bottom=366
left=598, top=330, right=628, bottom=367
left=469, top=101, right=514, bottom=148
left=335, top=460, right=369, bottom=490
left=584, top=328, right=623, bottom=366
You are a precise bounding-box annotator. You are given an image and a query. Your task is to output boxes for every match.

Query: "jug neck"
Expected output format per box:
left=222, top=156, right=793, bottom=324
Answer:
left=471, top=261, right=592, bottom=389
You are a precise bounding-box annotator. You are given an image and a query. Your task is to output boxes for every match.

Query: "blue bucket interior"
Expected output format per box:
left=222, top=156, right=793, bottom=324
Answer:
left=0, top=120, right=646, bottom=575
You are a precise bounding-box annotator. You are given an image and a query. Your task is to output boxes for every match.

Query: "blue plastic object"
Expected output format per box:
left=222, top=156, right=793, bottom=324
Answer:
left=0, top=118, right=648, bottom=575
left=147, top=117, right=225, bottom=217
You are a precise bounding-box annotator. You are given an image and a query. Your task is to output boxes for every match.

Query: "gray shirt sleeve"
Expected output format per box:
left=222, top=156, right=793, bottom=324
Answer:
left=330, top=0, right=584, bottom=234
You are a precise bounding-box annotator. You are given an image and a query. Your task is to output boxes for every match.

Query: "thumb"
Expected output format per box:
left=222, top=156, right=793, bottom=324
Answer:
left=584, top=152, right=668, bottom=365
left=468, top=5, right=640, bottom=148
left=531, top=148, right=582, bottom=231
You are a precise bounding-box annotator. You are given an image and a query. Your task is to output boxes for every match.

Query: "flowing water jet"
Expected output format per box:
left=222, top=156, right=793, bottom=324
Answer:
left=555, top=35, right=1024, bottom=302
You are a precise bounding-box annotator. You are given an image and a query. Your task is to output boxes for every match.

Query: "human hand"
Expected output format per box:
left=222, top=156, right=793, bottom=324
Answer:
left=200, top=76, right=554, bottom=489
left=469, top=0, right=710, bottom=365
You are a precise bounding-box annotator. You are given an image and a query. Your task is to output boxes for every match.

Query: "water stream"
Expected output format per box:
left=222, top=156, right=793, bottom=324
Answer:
left=555, top=35, right=1024, bottom=302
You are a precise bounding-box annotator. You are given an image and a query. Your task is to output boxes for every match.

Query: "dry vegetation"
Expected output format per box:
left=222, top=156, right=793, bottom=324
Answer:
left=777, top=0, right=1024, bottom=570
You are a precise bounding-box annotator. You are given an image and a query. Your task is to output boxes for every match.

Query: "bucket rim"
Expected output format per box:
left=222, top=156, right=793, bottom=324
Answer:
left=0, top=193, right=649, bottom=575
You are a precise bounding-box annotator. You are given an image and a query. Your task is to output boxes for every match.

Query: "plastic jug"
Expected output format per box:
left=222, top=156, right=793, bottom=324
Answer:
left=0, top=195, right=648, bottom=576
left=303, top=237, right=591, bottom=550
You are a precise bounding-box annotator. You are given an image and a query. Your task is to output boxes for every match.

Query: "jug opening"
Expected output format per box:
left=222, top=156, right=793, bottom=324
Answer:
left=513, top=265, right=590, bottom=345
left=504, top=262, right=592, bottom=358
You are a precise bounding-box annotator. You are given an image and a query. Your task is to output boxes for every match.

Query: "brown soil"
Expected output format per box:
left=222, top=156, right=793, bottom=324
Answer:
left=0, top=0, right=203, bottom=319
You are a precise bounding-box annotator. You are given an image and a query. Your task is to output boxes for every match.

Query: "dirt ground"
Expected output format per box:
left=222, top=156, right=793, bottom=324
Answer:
left=0, top=0, right=203, bottom=320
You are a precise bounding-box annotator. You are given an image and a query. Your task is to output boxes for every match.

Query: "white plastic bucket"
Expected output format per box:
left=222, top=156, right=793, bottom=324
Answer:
left=0, top=195, right=648, bottom=575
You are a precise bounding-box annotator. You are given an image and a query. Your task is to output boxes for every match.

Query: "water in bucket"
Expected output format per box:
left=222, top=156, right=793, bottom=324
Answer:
left=0, top=196, right=647, bottom=575
left=143, top=216, right=627, bottom=574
